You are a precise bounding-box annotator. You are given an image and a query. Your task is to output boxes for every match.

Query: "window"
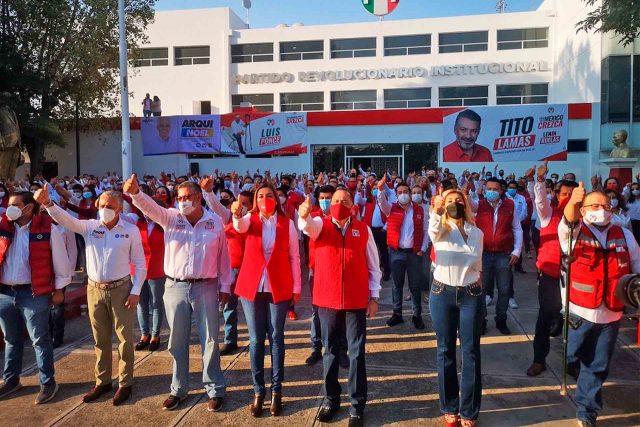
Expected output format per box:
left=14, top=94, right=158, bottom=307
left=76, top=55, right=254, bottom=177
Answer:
left=384, top=34, right=431, bottom=56
left=231, top=94, right=274, bottom=112
left=135, top=48, right=168, bottom=67
left=174, top=46, right=210, bottom=65
left=439, top=86, right=488, bottom=106
left=313, top=145, right=344, bottom=174
left=281, top=92, right=324, bottom=111
left=439, top=31, right=488, bottom=53
left=384, top=88, right=431, bottom=109
left=633, top=55, right=640, bottom=121
left=280, top=40, right=323, bottom=61
left=498, top=28, right=548, bottom=50
left=496, top=83, right=549, bottom=104
left=331, top=90, right=377, bottom=110
left=200, top=101, right=211, bottom=115
left=330, top=38, right=376, bottom=59
left=601, top=56, right=630, bottom=123
left=568, top=139, right=589, bottom=153
left=231, top=43, right=274, bottom=63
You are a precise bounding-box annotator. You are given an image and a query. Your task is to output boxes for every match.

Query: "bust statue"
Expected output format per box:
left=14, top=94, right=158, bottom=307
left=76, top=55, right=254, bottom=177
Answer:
left=0, top=92, right=22, bottom=178
left=609, top=129, right=632, bottom=158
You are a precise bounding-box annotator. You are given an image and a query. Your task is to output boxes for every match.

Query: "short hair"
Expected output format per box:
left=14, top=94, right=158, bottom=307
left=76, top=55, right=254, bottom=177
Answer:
left=557, top=180, right=578, bottom=192
left=176, top=181, right=202, bottom=195
left=99, top=190, right=123, bottom=207
left=220, top=189, right=235, bottom=201
left=11, top=190, right=38, bottom=212
left=395, top=181, right=410, bottom=192
left=334, top=187, right=353, bottom=202
left=507, top=180, right=518, bottom=187
left=454, top=109, right=482, bottom=128
left=239, top=190, right=253, bottom=199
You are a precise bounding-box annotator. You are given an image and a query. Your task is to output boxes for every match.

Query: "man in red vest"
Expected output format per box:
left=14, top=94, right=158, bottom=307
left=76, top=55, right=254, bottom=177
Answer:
left=377, top=177, right=429, bottom=330
left=360, top=180, right=391, bottom=281
left=561, top=184, right=640, bottom=427
left=0, top=191, right=69, bottom=404
left=477, top=178, right=523, bottom=335
left=298, top=188, right=381, bottom=427
left=525, top=163, right=578, bottom=377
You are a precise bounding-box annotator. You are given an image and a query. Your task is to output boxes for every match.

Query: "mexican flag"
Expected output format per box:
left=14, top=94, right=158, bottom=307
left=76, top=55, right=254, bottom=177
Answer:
left=362, top=0, right=400, bottom=16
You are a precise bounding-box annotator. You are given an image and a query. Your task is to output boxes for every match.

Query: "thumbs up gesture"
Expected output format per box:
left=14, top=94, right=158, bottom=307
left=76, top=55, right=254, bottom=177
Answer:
left=569, top=181, right=585, bottom=206
left=230, top=200, right=243, bottom=219
left=123, top=174, right=140, bottom=195
left=298, top=194, right=312, bottom=219
left=377, top=175, right=387, bottom=192
left=34, top=183, right=51, bottom=207
left=200, top=176, right=214, bottom=193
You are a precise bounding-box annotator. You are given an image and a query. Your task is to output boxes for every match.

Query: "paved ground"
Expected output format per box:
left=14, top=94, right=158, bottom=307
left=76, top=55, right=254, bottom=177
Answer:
left=1, top=257, right=639, bottom=426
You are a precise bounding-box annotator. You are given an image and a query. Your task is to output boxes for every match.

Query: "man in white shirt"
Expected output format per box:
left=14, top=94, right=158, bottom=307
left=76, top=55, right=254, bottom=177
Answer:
left=560, top=184, right=640, bottom=427
left=0, top=191, right=70, bottom=405
left=124, top=175, right=233, bottom=413
left=231, top=114, right=247, bottom=155
left=37, top=185, right=146, bottom=406
left=49, top=220, right=78, bottom=349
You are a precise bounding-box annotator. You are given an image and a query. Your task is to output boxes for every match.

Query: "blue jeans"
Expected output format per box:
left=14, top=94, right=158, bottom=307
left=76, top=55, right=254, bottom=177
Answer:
left=137, top=277, right=166, bottom=337
left=163, top=279, right=225, bottom=398
left=390, top=249, right=425, bottom=317
left=318, top=307, right=367, bottom=416
left=223, top=269, right=239, bottom=345
left=481, top=252, right=513, bottom=322
left=429, top=282, right=482, bottom=421
left=568, top=317, right=620, bottom=424
left=240, top=293, right=289, bottom=396
left=0, top=285, right=55, bottom=385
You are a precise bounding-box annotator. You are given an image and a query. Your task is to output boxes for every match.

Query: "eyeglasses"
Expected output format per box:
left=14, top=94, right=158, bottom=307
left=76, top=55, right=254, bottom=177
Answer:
left=583, top=203, right=612, bottom=211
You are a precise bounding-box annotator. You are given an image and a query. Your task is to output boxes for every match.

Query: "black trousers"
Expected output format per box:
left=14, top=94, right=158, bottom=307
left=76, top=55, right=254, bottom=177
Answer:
left=371, top=227, right=390, bottom=278
left=532, top=272, right=562, bottom=363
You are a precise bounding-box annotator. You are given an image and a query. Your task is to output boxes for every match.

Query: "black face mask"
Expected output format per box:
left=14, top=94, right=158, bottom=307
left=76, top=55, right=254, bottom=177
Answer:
left=446, top=202, right=465, bottom=219
left=427, top=176, right=436, bottom=183
left=220, top=198, right=231, bottom=207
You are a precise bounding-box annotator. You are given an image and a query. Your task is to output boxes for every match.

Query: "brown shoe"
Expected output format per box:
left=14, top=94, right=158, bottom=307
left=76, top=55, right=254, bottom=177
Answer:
left=113, top=386, right=131, bottom=406
left=82, top=384, right=113, bottom=403
left=526, top=362, right=546, bottom=377
left=250, top=394, right=264, bottom=417
left=162, top=395, right=181, bottom=411
left=270, top=392, right=282, bottom=416
left=208, top=397, right=224, bottom=412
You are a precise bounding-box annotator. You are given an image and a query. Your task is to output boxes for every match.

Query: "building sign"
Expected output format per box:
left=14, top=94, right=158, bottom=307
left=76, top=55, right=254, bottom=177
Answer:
left=362, top=0, right=400, bottom=17
left=221, top=112, right=308, bottom=155
left=141, top=115, right=222, bottom=155
left=234, top=61, right=550, bottom=84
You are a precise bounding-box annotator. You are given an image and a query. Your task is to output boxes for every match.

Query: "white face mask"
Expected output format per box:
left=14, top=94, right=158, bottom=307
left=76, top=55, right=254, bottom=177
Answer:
left=583, top=209, right=612, bottom=226
left=633, top=190, right=640, bottom=196
left=610, top=199, right=619, bottom=208
left=278, top=196, right=287, bottom=205
left=547, top=194, right=554, bottom=201
left=397, top=193, right=411, bottom=205
left=178, top=200, right=195, bottom=215
left=242, top=183, right=254, bottom=192
left=99, top=208, right=116, bottom=224
left=73, top=192, right=83, bottom=199
left=167, top=185, right=174, bottom=192
left=6, top=205, right=23, bottom=221
left=411, top=194, right=423, bottom=203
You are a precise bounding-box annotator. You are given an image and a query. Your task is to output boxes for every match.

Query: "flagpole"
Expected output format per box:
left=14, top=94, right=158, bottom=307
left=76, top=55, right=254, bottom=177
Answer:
left=118, top=0, right=133, bottom=178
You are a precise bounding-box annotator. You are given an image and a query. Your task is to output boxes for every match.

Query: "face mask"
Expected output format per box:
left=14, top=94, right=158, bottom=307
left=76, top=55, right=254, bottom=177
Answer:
left=99, top=208, right=116, bottom=224
left=224, top=180, right=231, bottom=188
left=411, top=194, right=423, bottom=203
left=0, top=191, right=5, bottom=198
left=220, top=198, right=231, bottom=207
left=606, top=183, right=617, bottom=190
left=83, top=191, right=92, bottom=199
left=551, top=177, right=558, bottom=183
left=485, top=190, right=500, bottom=202
left=583, top=209, right=612, bottom=226
left=330, top=203, right=351, bottom=221
left=278, top=195, right=287, bottom=205
left=319, top=199, right=331, bottom=212
left=242, top=183, right=254, bottom=192
left=507, top=188, right=517, bottom=197
left=73, top=192, right=82, bottom=199
left=547, top=194, right=554, bottom=201
left=372, top=189, right=378, bottom=197
left=446, top=202, right=465, bottom=219
left=6, top=205, right=23, bottom=221
left=632, top=190, right=640, bottom=196
left=610, top=199, right=619, bottom=208
left=486, top=174, right=492, bottom=179
left=178, top=200, right=195, bottom=215
left=397, top=193, right=411, bottom=205
left=102, top=178, right=108, bottom=183
left=258, top=197, right=276, bottom=215
left=167, top=185, right=174, bottom=192
left=427, top=176, right=436, bottom=183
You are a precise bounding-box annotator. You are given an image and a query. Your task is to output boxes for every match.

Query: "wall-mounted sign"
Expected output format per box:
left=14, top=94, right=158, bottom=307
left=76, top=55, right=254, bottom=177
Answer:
left=362, top=0, right=400, bottom=17
left=234, top=61, right=550, bottom=84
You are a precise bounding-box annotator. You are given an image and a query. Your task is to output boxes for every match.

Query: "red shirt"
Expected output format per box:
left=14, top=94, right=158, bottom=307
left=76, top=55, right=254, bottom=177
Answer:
left=443, top=141, right=494, bottom=162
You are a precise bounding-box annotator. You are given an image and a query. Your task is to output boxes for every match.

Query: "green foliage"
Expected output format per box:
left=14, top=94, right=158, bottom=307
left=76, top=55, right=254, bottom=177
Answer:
left=577, top=0, right=640, bottom=46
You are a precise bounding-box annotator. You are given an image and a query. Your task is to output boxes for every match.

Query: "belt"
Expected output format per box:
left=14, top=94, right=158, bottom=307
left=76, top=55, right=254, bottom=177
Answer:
left=167, top=276, right=213, bottom=285
left=432, top=279, right=480, bottom=291
left=88, top=276, right=131, bottom=291
left=0, top=283, right=31, bottom=292
left=395, top=248, right=414, bottom=253
left=371, top=226, right=385, bottom=231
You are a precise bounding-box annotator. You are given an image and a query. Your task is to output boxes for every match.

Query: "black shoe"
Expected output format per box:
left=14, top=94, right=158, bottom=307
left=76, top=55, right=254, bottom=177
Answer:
left=135, top=337, right=150, bottom=351
left=549, top=317, right=563, bottom=337
left=317, top=404, right=340, bottom=423
left=382, top=274, right=391, bottom=281
left=515, top=267, right=526, bottom=274
left=386, top=314, right=404, bottom=327
left=0, top=381, right=22, bottom=399
left=52, top=339, right=63, bottom=349
left=412, top=315, right=425, bottom=330
left=148, top=339, right=161, bottom=352
left=348, top=414, right=364, bottom=427
left=339, top=353, right=349, bottom=369
left=480, top=319, right=487, bottom=336
left=305, top=350, right=322, bottom=366
left=220, top=343, right=238, bottom=356
left=567, top=362, right=581, bottom=381
left=577, top=419, right=596, bottom=427
left=496, top=320, right=511, bottom=335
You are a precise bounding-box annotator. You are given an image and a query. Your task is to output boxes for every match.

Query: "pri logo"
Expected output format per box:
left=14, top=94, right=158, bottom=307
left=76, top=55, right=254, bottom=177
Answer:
left=266, top=118, right=276, bottom=127
left=547, top=107, right=555, bottom=114
left=260, top=117, right=282, bottom=146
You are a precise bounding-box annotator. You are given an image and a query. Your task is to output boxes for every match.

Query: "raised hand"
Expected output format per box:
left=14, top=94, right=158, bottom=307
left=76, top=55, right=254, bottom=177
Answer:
left=230, top=200, right=243, bottom=218
left=200, top=176, right=214, bottom=193
left=123, top=174, right=140, bottom=195
left=298, top=194, right=312, bottom=219
left=570, top=181, right=585, bottom=206
left=377, top=175, right=387, bottom=192
left=34, top=183, right=51, bottom=206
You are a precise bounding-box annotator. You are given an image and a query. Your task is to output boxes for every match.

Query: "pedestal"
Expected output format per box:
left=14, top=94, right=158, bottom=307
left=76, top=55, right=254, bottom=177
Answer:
left=599, top=158, right=638, bottom=185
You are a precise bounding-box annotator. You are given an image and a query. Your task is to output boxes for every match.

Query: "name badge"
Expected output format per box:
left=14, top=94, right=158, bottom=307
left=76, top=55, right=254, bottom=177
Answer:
left=91, top=230, right=105, bottom=239
left=352, top=229, right=360, bottom=237
left=204, top=221, right=215, bottom=231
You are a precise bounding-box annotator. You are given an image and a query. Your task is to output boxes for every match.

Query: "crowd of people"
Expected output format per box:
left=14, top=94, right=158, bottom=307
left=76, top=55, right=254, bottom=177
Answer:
left=0, top=164, right=638, bottom=427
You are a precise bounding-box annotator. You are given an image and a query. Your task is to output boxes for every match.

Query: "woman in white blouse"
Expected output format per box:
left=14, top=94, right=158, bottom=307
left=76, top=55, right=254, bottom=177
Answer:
left=428, top=189, right=484, bottom=427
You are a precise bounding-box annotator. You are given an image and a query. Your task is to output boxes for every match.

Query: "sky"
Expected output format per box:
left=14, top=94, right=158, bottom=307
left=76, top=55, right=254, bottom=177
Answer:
left=155, top=0, right=545, bottom=27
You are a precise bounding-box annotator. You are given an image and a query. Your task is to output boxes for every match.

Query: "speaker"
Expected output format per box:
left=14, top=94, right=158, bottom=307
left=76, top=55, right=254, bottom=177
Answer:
left=190, top=162, right=200, bottom=176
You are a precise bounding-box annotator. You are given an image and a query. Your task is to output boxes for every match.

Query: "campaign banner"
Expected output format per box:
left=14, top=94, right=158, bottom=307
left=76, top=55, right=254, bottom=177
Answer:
left=221, top=112, right=308, bottom=155
left=141, top=115, right=221, bottom=155
left=442, top=104, right=568, bottom=163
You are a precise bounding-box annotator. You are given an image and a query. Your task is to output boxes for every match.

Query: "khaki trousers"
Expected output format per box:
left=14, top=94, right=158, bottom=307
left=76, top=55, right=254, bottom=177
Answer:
left=87, top=280, right=135, bottom=387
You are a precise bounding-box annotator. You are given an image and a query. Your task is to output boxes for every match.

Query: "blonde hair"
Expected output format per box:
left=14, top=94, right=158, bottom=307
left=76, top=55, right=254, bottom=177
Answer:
left=440, top=189, right=475, bottom=230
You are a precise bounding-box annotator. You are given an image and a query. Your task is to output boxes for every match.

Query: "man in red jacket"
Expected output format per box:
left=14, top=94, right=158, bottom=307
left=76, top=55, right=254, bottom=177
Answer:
left=298, top=188, right=381, bottom=427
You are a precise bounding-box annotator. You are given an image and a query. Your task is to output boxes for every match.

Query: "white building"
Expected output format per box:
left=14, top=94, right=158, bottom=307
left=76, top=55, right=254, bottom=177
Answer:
left=35, top=0, right=639, bottom=182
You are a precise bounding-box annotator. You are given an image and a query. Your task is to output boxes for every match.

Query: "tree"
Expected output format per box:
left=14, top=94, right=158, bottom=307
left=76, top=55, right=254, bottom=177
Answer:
left=577, top=0, right=640, bottom=46
left=0, top=0, right=156, bottom=177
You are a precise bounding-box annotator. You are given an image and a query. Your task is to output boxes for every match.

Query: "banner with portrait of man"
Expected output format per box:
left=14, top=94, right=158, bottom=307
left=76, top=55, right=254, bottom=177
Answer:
left=442, top=104, right=568, bottom=163
left=141, top=115, right=221, bottom=155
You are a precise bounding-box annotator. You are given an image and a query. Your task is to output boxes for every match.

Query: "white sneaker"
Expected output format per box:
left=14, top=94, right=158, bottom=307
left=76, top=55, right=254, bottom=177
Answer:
left=509, top=298, right=519, bottom=309
left=485, top=295, right=493, bottom=306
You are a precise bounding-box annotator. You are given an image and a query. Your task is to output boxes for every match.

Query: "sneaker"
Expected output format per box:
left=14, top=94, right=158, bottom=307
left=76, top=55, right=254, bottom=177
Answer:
left=386, top=314, right=404, bottom=327
left=317, top=404, right=340, bottom=423
left=305, top=350, right=322, bottom=366
left=485, top=295, right=494, bottom=306
left=287, top=309, right=298, bottom=321
left=35, top=381, right=59, bottom=404
left=0, top=381, right=22, bottom=399
left=162, top=394, right=181, bottom=410
left=509, top=298, right=519, bottom=309
left=348, top=414, right=364, bottom=427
